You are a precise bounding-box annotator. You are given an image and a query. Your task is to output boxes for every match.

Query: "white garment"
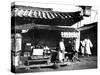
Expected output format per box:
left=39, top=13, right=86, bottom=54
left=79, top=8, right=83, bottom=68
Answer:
left=84, top=39, right=93, bottom=55
left=81, top=46, right=85, bottom=54
left=59, top=41, right=65, bottom=50
left=81, top=41, right=85, bottom=54
left=59, top=41, right=65, bottom=62
left=59, top=51, right=63, bottom=62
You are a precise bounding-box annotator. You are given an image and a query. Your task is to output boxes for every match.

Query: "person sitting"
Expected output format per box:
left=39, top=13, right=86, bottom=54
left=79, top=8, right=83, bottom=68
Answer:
left=65, top=40, right=80, bottom=62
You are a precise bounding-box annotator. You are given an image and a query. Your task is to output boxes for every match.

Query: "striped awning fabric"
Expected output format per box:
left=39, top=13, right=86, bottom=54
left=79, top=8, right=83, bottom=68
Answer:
left=11, top=5, right=81, bottom=20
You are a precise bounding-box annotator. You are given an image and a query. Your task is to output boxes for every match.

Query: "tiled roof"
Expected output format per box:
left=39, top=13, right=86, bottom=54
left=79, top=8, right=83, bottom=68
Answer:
left=11, top=5, right=82, bottom=20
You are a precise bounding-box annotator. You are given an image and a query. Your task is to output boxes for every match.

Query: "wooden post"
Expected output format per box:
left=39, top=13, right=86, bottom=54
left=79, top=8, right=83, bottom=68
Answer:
left=15, top=33, right=22, bottom=52
left=14, top=33, right=22, bottom=67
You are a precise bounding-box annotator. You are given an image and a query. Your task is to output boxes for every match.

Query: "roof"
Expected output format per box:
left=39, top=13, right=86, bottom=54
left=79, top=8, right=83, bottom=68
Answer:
left=11, top=5, right=83, bottom=29
left=78, top=22, right=97, bottom=31
left=11, top=5, right=82, bottom=20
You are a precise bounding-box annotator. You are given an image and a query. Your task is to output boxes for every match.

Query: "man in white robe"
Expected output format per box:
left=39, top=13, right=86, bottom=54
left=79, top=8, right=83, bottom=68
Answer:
left=59, top=39, right=65, bottom=62
left=81, top=41, right=85, bottom=56
left=84, top=38, right=93, bottom=56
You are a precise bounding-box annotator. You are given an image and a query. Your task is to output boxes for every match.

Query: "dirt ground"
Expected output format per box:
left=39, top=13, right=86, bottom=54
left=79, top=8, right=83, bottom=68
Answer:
left=15, top=55, right=97, bottom=73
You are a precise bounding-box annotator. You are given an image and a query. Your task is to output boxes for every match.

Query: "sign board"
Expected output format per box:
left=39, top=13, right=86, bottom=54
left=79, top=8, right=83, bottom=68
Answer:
left=61, top=32, right=79, bottom=38
left=32, top=49, right=44, bottom=55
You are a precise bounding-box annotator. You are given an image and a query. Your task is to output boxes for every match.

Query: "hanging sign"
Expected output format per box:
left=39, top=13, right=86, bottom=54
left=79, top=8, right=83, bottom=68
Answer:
left=61, top=32, right=79, bottom=38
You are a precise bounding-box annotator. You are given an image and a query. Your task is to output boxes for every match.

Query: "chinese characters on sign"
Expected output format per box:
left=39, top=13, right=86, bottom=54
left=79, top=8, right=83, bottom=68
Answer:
left=61, top=32, right=79, bottom=38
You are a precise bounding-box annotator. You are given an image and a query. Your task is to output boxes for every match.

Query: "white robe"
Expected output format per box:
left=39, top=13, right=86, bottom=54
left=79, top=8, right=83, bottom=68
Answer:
left=59, top=41, right=65, bottom=50
left=84, top=39, right=93, bottom=55
left=59, top=41, right=65, bottom=62
left=81, top=41, right=85, bottom=54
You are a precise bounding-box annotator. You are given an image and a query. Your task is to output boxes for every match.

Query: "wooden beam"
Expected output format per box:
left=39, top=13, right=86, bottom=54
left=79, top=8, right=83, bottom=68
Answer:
left=14, top=23, right=78, bottom=32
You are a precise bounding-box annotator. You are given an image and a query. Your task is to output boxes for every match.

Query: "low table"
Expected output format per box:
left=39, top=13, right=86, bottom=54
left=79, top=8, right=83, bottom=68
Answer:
left=27, top=58, right=51, bottom=66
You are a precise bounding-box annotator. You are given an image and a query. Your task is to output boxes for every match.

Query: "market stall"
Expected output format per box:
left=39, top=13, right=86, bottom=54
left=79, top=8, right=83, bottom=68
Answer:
left=11, top=5, right=82, bottom=70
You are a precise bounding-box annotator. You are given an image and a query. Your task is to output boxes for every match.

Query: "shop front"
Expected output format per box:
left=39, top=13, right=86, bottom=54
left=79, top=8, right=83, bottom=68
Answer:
left=11, top=26, right=80, bottom=69
left=11, top=5, right=82, bottom=71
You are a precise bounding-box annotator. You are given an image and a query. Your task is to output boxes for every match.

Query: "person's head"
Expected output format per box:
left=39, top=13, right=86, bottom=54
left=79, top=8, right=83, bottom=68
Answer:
left=69, top=40, right=71, bottom=43
left=61, top=39, right=64, bottom=42
left=87, top=36, right=90, bottom=39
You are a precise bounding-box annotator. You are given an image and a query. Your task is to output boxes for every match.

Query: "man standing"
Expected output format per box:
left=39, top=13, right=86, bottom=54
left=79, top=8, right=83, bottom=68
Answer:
left=80, top=40, right=85, bottom=56
left=59, top=39, right=65, bottom=62
left=84, top=38, right=93, bottom=57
